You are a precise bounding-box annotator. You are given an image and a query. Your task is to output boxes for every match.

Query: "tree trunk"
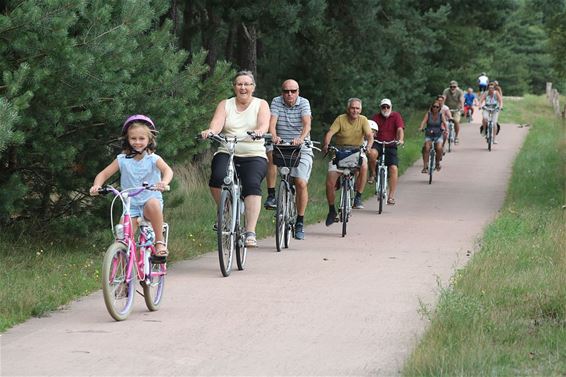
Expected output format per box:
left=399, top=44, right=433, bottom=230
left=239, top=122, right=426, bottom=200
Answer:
left=202, top=4, right=221, bottom=71
left=180, top=2, right=195, bottom=59
left=237, top=22, right=257, bottom=77
left=225, top=21, right=237, bottom=63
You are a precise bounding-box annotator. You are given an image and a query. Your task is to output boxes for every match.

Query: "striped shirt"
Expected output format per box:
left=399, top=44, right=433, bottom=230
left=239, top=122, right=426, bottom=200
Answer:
left=270, top=95, right=312, bottom=152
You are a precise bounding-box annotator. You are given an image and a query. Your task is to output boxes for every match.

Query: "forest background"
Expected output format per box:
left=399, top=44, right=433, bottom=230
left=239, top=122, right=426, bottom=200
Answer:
left=1, top=0, right=565, bottom=236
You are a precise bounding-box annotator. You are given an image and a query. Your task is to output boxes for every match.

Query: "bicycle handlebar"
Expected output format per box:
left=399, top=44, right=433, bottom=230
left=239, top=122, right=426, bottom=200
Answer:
left=97, top=183, right=170, bottom=197
left=374, top=140, right=399, bottom=145
left=481, top=105, right=500, bottom=112
left=200, top=131, right=272, bottom=143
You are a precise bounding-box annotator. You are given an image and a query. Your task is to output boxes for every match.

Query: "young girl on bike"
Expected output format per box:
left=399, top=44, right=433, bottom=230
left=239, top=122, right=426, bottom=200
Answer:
left=89, top=115, right=174, bottom=257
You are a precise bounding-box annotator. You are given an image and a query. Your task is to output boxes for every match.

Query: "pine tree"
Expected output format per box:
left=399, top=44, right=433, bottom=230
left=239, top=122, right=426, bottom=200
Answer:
left=0, top=0, right=232, bottom=232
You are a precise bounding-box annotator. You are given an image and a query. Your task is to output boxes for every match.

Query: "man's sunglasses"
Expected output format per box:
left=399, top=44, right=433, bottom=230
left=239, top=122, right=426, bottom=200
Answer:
left=283, top=89, right=298, bottom=94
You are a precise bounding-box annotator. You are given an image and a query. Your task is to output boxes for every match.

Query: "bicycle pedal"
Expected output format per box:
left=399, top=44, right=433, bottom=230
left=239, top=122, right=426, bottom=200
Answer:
left=150, top=255, right=167, bottom=264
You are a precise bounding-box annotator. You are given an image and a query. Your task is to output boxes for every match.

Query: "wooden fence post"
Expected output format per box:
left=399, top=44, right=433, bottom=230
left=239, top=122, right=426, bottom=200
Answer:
left=546, top=82, right=564, bottom=118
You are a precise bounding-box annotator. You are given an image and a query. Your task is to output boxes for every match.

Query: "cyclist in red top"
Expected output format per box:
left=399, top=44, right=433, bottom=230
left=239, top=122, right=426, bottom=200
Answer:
left=369, top=98, right=405, bottom=205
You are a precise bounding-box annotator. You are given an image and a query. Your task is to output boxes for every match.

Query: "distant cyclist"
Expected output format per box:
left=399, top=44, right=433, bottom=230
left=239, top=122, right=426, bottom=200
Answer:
left=370, top=98, right=405, bottom=205
left=478, top=72, right=489, bottom=94
left=418, top=100, right=447, bottom=172
left=463, top=87, right=478, bottom=119
left=442, top=80, right=464, bottom=143
left=264, top=79, right=313, bottom=240
left=322, top=98, right=373, bottom=225
left=437, top=94, right=452, bottom=151
left=478, top=83, right=503, bottom=144
left=493, top=80, right=503, bottom=99
left=366, top=119, right=379, bottom=184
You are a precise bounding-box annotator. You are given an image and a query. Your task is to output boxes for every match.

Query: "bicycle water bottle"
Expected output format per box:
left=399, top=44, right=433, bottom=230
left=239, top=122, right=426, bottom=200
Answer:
left=140, top=224, right=155, bottom=244
left=140, top=223, right=155, bottom=275
left=143, top=247, right=150, bottom=275
left=114, top=224, right=125, bottom=240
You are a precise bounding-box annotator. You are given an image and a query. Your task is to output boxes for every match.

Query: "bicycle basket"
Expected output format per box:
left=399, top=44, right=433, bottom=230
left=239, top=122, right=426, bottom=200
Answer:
left=334, top=148, right=361, bottom=169
left=273, top=145, right=302, bottom=168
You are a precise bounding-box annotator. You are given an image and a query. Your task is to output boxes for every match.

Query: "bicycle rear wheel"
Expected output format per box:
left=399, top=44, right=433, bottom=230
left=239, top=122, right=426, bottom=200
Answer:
left=102, top=243, right=134, bottom=321
left=448, top=131, right=452, bottom=153
left=236, top=197, right=247, bottom=270
left=275, top=180, right=287, bottom=252
left=142, top=258, right=166, bottom=311
left=217, top=189, right=235, bottom=277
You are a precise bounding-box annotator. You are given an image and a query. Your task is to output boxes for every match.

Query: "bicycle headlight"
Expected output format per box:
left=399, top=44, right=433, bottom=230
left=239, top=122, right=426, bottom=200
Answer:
left=223, top=176, right=232, bottom=185
left=280, top=167, right=290, bottom=175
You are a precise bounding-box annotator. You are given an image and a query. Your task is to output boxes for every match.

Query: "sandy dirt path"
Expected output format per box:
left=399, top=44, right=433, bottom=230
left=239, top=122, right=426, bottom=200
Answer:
left=1, top=112, right=528, bottom=377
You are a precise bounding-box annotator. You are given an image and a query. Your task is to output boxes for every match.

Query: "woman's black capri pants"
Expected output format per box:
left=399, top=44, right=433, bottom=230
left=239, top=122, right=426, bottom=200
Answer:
left=209, top=153, right=267, bottom=197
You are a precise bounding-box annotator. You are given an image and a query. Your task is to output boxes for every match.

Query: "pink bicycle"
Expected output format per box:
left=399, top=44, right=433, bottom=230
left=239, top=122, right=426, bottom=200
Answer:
left=97, top=184, right=169, bottom=321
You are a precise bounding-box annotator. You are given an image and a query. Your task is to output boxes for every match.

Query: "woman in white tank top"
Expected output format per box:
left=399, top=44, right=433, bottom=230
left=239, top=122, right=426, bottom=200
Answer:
left=201, top=71, right=270, bottom=248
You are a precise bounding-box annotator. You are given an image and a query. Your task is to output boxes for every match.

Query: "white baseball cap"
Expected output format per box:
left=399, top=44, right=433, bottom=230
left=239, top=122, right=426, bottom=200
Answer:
left=380, top=98, right=392, bottom=107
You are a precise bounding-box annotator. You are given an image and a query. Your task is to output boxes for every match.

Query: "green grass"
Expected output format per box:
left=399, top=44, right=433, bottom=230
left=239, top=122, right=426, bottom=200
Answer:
left=402, top=95, right=566, bottom=376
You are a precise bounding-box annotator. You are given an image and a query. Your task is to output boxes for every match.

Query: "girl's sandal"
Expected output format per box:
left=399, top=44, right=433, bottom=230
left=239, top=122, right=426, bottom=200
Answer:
left=154, top=241, right=168, bottom=257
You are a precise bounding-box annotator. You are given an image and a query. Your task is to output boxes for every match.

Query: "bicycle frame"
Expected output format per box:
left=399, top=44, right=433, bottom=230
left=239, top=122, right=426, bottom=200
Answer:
left=482, top=106, right=499, bottom=151
left=106, top=186, right=158, bottom=283
left=205, top=133, right=264, bottom=276
left=374, top=140, right=397, bottom=213
left=99, top=184, right=168, bottom=320
left=329, top=145, right=363, bottom=237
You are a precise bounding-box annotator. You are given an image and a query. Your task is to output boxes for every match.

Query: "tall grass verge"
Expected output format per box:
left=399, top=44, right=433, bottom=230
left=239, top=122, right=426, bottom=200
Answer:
left=402, top=95, right=566, bottom=376
left=0, top=110, right=425, bottom=332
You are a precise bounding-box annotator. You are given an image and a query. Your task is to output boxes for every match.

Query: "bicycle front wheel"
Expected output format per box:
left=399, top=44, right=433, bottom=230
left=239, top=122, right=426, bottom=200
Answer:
left=275, top=180, right=287, bottom=252
left=285, top=189, right=296, bottom=248
left=218, top=189, right=235, bottom=277
left=428, top=150, right=434, bottom=185
left=236, top=197, right=247, bottom=270
left=142, top=256, right=166, bottom=311
left=487, top=122, right=493, bottom=151
left=377, top=168, right=386, bottom=214
left=341, top=179, right=350, bottom=237
left=101, top=243, right=135, bottom=321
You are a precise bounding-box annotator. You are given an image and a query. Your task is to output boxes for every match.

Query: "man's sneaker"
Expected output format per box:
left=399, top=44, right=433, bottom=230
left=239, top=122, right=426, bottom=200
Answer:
left=294, top=222, right=305, bottom=240
left=264, top=195, right=276, bottom=210
left=325, top=211, right=337, bottom=226
left=353, top=196, right=364, bottom=209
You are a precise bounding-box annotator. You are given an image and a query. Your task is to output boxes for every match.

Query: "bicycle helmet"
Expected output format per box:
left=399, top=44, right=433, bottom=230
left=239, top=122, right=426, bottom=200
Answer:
left=368, top=120, right=379, bottom=132
left=122, top=114, right=157, bottom=135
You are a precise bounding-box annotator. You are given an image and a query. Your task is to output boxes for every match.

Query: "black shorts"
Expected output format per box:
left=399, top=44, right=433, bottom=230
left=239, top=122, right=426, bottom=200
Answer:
left=371, top=143, right=399, bottom=167
left=209, top=153, right=267, bottom=197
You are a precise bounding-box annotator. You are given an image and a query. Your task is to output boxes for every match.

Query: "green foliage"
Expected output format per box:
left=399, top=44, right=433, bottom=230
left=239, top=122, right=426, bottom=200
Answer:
left=0, top=0, right=232, bottom=232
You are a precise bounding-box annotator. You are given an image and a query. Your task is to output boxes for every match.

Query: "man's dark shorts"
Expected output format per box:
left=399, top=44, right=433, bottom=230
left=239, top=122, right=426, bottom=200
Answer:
left=371, top=142, right=399, bottom=167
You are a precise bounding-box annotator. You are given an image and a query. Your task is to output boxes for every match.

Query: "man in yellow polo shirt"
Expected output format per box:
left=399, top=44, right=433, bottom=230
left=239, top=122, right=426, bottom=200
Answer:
left=321, top=98, right=373, bottom=226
